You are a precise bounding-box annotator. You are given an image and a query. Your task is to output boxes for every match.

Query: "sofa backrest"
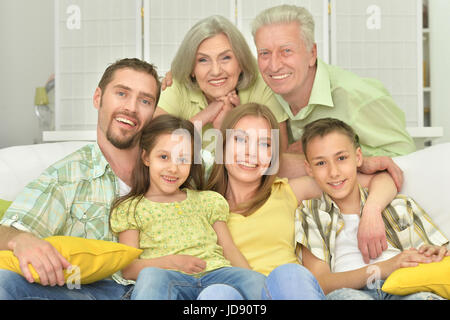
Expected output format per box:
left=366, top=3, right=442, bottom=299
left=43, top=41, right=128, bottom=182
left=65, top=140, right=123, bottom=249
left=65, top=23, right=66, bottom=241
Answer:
left=0, top=141, right=90, bottom=201
left=394, top=142, right=450, bottom=240
left=0, top=141, right=449, bottom=240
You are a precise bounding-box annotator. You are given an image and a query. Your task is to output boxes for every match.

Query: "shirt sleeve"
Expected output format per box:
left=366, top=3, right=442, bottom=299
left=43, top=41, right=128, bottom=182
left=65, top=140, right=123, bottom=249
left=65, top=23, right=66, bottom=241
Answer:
left=351, top=94, right=416, bottom=157
left=391, top=195, right=449, bottom=249
left=0, top=174, right=68, bottom=238
left=294, top=200, right=331, bottom=265
left=201, top=191, right=229, bottom=225
left=110, top=198, right=140, bottom=234
left=157, top=79, right=187, bottom=118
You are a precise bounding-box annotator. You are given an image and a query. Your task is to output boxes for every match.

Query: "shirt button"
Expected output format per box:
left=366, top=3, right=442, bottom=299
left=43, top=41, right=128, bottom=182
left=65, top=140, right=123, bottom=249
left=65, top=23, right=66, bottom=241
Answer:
left=12, top=215, right=19, bottom=220
left=82, top=214, right=87, bottom=219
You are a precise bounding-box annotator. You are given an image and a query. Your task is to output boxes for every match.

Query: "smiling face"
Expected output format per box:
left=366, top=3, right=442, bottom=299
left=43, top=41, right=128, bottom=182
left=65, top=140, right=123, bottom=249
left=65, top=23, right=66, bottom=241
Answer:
left=304, top=131, right=363, bottom=209
left=192, top=33, right=242, bottom=102
left=94, top=68, right=158, bottom=149
left=143, top=132, right=192, bottom=198
left=255, top=22, right=317, bottom=105
left=224, top=115, right=274, bottom=186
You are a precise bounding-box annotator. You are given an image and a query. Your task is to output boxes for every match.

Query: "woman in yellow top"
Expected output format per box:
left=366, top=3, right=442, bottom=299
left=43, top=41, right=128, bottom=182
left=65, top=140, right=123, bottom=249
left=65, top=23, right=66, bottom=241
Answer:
left=153, top=15, right=289, bottom=154
left=197, top=103, right=398, bottom=299
left=109, top=114, right=266, bottom=300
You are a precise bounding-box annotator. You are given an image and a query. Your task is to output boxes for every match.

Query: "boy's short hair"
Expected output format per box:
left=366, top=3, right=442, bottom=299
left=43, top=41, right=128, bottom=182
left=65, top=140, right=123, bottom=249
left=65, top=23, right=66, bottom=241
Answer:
left=301, top=118, right=360, bottom=159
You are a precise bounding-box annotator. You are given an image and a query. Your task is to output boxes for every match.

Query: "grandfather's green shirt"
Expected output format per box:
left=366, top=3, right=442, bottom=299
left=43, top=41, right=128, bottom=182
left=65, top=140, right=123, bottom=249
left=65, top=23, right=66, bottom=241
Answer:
left=0, top=144, right=118, bottom=241
left=277, top=59, right=416, bottom=157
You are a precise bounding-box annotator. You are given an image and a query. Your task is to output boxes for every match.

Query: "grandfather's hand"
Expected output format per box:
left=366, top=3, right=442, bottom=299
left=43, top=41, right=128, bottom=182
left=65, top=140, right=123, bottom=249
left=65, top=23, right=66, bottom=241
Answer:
left=358, top=205, right=388, bottom=264
left=8, top=232, right=71, bottom=286
left=359, top=156, right=403, bottom=192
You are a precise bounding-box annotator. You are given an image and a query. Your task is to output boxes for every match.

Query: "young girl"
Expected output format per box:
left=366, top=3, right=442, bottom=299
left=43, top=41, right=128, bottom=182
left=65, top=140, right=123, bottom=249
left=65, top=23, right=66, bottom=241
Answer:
left=109, top=114, right=266, bottom=300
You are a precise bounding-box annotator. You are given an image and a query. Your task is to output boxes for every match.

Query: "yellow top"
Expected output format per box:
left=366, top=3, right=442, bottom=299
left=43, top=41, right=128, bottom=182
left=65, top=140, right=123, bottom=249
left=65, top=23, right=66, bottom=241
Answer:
left=227, top=178, right=299, bottom=276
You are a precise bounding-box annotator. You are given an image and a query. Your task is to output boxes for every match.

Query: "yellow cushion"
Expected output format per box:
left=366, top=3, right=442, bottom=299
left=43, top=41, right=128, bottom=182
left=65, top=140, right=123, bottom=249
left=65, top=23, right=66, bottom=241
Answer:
left=382, top=256, right=450, bottom=299
left=0, top=236, right=142, bottom=284
left=0, top=199, right=12, bottom=220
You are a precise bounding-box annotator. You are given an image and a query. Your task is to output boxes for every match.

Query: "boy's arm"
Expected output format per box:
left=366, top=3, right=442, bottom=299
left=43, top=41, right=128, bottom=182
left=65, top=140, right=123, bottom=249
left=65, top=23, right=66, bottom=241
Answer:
left=213, top=221, right=251, bottom=269
left=118, top=230, right=207, bottom=280
left=357, top=172, right=398, bottom=264
left=301, top=245, right=373, bottom=294
left=301, top=245, right=434, bottom=295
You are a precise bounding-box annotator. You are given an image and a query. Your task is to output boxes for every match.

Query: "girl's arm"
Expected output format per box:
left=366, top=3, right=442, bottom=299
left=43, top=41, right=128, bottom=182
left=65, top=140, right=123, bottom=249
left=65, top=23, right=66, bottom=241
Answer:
left=118, top=230, right=206, bottom=280
left=288, top=175, right=322, bottom=205
left=213, top=221, right=251, bottom=269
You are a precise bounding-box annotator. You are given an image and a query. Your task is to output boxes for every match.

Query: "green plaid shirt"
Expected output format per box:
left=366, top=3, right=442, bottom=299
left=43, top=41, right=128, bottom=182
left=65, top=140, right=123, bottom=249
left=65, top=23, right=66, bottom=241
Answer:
left=1, top=143, right=118, bottom=242
left=295, top=185, right=449, bottom=268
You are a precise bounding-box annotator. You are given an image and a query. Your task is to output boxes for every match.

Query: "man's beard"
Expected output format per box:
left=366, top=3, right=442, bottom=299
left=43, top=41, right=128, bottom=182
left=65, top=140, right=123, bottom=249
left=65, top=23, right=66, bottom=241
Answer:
left=99, top=96, right=141, bottom=149
left=106, top=127, right=139, bottom=149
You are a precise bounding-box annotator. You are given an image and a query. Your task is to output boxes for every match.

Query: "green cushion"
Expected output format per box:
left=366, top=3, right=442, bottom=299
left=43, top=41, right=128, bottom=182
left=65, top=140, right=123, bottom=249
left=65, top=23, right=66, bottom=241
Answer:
left=0, top=199, right=12, bottom=220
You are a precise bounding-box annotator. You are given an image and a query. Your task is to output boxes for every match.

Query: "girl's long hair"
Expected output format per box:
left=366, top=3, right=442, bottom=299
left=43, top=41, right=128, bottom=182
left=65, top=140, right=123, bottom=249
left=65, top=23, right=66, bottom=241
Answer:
left=110, top=114, right=205, bottom=218
left=206, top=103, right=280, bottom=216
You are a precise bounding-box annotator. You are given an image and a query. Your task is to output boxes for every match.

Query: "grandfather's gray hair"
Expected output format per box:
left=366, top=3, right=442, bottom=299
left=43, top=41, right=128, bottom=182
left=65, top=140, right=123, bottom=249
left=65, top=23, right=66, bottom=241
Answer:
left=251, top=5, right=315, bottom=50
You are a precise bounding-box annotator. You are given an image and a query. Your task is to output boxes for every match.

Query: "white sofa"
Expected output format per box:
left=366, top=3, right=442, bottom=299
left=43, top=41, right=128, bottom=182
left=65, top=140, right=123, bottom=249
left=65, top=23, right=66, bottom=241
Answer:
left=0, top=141, right=449, bottom=239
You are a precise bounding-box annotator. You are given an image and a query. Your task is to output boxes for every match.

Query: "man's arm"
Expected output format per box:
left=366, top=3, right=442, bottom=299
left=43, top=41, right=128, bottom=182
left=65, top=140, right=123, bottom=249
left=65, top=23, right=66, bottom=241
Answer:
left=0, top=176, right=71, bottom=286
left=0, top=225, right=26, bottom=250
left=0, top=225, right=70, bottom=286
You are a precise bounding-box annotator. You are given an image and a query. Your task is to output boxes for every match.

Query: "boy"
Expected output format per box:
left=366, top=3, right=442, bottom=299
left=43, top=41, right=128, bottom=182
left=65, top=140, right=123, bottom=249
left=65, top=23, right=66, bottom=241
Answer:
left=295, top=117, right=449, bottom=300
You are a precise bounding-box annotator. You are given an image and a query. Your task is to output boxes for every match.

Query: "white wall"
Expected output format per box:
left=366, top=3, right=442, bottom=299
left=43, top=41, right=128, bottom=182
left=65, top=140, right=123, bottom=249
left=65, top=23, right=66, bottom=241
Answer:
left=0, top=0, right=54, bottom=148
left=429, top=0, right=450, bottom=144
left=0, top=0, right=449, bottom=148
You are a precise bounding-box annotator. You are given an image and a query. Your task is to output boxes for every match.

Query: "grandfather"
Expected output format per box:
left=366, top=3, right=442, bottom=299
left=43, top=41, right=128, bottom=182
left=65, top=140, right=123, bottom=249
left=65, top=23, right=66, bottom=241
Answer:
left=251, top=5, right=416, bottom=157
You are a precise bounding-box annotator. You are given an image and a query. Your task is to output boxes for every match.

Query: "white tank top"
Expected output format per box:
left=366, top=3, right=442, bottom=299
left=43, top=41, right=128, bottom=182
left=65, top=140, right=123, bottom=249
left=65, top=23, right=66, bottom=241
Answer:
left=333, top=214, right=400, bottom=273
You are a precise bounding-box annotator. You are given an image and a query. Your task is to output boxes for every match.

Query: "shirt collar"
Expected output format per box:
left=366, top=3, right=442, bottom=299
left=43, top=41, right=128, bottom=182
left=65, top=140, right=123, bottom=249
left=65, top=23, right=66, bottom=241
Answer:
left=189, top=88, right=209, bottom=110
left=322, top=184, right=367, bottom=217
left=274, top=58, right=334, bottom=120
left=308, top=59, right=334, bottom=107
left=92, top=143, right=112, bottom=179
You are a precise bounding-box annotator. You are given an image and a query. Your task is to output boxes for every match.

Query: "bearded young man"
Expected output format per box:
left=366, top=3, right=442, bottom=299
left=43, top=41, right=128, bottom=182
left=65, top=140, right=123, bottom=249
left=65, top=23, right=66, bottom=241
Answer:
left=0, top=58, right=161, bottom=300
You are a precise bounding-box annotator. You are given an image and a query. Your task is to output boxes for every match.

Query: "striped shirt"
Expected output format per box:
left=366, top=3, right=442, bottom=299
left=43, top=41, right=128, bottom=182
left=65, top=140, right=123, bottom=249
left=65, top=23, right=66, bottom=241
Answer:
left=1, top=143, right=118, bottom=242
left=295, top=185, right=448, bottom=269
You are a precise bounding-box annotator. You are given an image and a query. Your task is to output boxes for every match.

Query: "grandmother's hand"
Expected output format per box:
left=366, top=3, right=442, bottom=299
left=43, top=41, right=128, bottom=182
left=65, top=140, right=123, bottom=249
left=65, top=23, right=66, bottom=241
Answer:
left=161, top=70, right=173, bottom=91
